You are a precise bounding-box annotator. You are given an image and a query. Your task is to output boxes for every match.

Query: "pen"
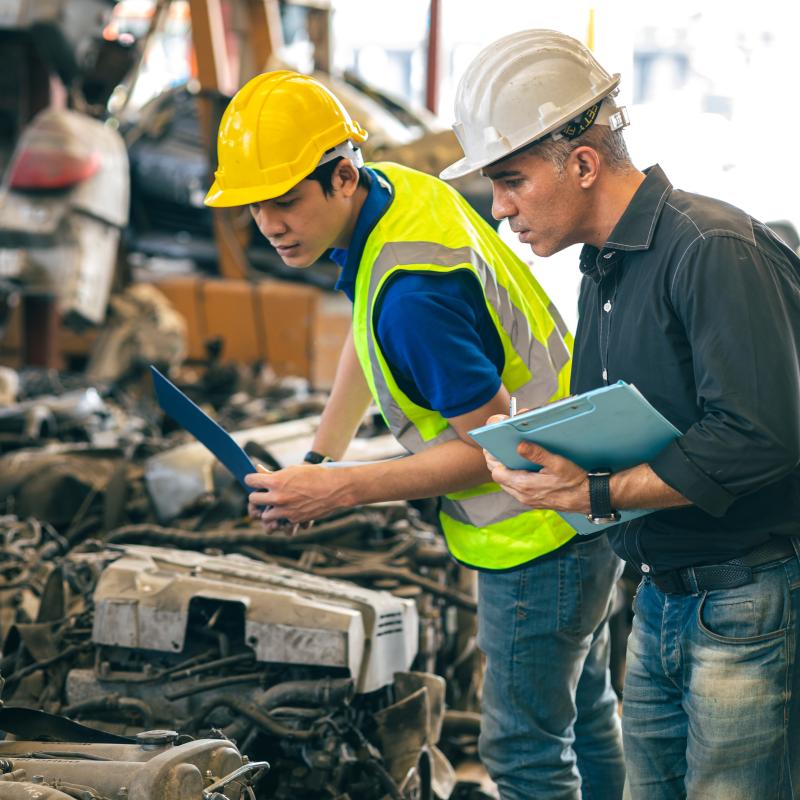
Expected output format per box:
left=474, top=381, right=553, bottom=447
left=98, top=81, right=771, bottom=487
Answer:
left=509, top=396, right=517, bottom=417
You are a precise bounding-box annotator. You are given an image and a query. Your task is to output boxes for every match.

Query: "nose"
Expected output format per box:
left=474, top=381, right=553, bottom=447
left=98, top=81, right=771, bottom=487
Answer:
left=491, top=185, right=516, bottom=222
left=250, top=202, right=288, bottom=239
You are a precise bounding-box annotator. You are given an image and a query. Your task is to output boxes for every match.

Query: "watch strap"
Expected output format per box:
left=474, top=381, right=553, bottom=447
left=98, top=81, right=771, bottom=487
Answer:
left=587, top=469, right=619, bottom=524
left=303, top=450, right=332, bottom=465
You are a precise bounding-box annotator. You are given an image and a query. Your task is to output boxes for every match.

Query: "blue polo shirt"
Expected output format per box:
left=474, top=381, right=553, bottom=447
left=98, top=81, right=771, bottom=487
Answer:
left=329, top=167, right=504, bottom=418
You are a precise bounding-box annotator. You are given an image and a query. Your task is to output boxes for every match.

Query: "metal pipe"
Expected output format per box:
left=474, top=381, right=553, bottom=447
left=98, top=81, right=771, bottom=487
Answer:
left=202, top=761, right=269, bottom=797
left=168, top=651, right=254, bottom=680
left=165, top=671, right=263, bottom=701
left=105, top=511, right=383, bottom=547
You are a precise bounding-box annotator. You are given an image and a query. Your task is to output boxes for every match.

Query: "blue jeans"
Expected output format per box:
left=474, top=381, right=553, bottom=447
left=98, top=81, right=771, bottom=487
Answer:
left=478, top=534, right=625, bottom=800
left=622, top=544, right=800, bottom=800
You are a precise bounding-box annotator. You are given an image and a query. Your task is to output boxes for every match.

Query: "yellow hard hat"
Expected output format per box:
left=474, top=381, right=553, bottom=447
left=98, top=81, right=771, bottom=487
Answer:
left=204, top=70, right=368, bottom=207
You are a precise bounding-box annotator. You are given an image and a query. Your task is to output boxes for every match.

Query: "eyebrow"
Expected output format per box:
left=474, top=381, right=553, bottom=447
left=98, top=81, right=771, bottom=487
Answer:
left=482, top=169, right=522, bottom=180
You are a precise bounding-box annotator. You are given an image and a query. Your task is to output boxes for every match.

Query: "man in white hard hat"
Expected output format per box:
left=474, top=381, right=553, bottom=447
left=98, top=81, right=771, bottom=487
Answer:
left=206, top=70, right=626, bottom=800
left=442, top=28, right=800, bottom=800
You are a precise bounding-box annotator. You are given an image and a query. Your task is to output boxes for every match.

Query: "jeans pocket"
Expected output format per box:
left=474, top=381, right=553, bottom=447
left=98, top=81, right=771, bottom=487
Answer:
left=696, top=577, right=789, bottom=644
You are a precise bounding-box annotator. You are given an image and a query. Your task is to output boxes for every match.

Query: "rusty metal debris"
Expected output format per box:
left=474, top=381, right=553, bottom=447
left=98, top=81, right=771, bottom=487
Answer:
left=0, top=368, right=490, bottom=800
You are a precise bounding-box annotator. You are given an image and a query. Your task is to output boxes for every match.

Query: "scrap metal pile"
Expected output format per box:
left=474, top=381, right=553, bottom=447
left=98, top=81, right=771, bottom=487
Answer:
left=0, top=363, right=486, bottom=800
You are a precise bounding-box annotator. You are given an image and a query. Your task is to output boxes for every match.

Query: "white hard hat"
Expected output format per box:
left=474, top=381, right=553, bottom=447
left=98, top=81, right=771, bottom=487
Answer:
left=440, top=29, right=629, bottom=180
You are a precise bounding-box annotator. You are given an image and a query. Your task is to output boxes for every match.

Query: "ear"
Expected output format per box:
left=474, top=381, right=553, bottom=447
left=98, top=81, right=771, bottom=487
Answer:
left=332, top=159, right=361, bottom=197
left=569, top=146, right=600, bottom=189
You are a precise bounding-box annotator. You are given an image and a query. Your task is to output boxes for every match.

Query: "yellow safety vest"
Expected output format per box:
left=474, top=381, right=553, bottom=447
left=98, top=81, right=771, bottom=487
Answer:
left=352, top=162, right=575, bottom=570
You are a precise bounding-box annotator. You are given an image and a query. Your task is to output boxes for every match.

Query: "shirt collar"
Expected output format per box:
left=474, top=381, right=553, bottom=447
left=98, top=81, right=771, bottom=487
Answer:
left=579, top=164, right=672, bottom=281
left=330, top=167, right=393, bottom=300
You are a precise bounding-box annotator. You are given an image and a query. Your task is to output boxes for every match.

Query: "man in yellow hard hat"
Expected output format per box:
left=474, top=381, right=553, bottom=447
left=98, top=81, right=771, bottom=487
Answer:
left=206, top=70, right=625, bottom=800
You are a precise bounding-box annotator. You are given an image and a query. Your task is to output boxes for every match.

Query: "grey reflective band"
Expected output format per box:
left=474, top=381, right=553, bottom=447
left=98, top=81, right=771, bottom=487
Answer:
left=440, top=490, right=532, bottom=528
left=364, top=239, right=570, bottom=530
left=547, top=301, right=570, bottom=338
left=317, top=139, right=365, bottom=168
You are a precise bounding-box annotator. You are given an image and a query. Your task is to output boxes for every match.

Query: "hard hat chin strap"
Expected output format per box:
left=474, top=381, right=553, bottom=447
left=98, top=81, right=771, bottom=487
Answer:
left=317, top=139, right=365, bottom=169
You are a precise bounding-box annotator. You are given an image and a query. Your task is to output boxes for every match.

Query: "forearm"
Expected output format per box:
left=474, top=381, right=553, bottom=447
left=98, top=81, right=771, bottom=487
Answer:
left=489, top=441, right=692, bottom=514
left=333, top=438, right=492, bottom=507
left=610, top=462, right=691, bottom=510
left=311, top=326, right=373, bottom=460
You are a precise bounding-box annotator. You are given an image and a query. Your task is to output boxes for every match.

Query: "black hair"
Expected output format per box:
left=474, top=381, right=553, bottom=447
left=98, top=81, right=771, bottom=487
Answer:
left=305, top=156, right=369, bottom=196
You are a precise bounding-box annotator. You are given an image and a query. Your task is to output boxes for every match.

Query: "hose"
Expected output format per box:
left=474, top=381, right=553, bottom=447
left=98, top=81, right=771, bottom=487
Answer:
left=61, top=695, right=154, bottom=729
left=184, top=678, right=352, bottom=738
left=183, top=697, right=316, bottom=741
left=259, top=678, right=355, bottom=710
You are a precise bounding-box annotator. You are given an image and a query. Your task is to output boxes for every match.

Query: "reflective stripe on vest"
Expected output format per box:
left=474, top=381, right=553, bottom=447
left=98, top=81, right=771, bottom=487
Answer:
left=352, top=163, right=576, bottom=569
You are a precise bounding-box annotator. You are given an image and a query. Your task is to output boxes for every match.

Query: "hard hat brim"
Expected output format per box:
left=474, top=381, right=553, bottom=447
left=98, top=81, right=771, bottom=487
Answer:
left=204, top=173, right=309, bottom=208
left=439, top=156, right=484, bottom=181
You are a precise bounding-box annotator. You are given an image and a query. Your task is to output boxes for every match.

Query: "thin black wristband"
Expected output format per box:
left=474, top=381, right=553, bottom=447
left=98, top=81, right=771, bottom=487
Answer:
left=303, top=450, right=332, bottom=464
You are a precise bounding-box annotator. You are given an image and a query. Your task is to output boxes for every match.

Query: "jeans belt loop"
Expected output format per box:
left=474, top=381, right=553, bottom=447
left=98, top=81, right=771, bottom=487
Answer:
left=684, top=567, right=700, bottom=594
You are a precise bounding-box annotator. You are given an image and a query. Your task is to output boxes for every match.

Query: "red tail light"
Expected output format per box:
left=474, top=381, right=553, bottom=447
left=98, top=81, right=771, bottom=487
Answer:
left=9, top=148, right=101, bottom=190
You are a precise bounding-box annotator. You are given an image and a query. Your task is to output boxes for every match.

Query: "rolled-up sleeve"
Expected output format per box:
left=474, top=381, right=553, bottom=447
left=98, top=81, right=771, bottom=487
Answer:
left=649, top=232, right=800, bottom=516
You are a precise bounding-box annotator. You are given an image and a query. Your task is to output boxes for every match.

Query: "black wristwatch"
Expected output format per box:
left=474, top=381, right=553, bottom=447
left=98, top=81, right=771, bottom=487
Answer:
left=303, top=450, right=333, bottom=465
left=586, top=469, right=620, bottom=525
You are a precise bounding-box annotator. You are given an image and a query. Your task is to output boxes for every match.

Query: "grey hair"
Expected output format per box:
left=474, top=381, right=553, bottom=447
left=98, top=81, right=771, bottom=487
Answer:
left=532, top=125, right=634, bottom=174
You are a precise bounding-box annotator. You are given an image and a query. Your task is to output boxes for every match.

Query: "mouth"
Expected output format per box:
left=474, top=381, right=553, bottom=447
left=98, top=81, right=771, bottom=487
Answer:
left=273, top=243, right=300, bottom=257
left=515, top=230, right=532, bottom=243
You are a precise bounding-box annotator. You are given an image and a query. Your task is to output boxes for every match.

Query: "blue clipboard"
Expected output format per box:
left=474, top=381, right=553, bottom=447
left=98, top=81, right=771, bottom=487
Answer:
left=150, top=365, right=256, bottom=491
left=469, top=381, right=681, bottom=534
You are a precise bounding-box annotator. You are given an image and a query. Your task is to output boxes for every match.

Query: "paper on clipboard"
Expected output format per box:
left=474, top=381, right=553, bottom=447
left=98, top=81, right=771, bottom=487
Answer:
left=150, top=365, right=256, bottom=491
left=468, top=381, right=681, bottom=534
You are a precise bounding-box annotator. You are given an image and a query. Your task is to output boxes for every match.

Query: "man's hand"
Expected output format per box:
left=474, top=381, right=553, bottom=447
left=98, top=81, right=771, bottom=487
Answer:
left=245, top=465, right=350, bottom=531
left=483, top=414, right=590, bottom=513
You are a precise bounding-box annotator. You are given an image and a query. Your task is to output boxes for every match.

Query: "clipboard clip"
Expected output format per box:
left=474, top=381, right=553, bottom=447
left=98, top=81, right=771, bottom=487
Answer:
left=510, top=396, right=596, bottom=433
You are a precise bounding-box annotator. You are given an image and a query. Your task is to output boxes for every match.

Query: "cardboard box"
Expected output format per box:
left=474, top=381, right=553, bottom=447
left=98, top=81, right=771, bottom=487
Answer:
left=201, top=280, right=262, bottom=364
left=257, top=280, right=319, bottom=377
left=151, top=276, right=206, bottom=360
left=1, top=277, right=344, bottom=384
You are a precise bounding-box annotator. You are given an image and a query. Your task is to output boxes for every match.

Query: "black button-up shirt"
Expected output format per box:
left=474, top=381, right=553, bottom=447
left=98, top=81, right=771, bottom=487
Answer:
left=572, top=164, right=800, bottom=572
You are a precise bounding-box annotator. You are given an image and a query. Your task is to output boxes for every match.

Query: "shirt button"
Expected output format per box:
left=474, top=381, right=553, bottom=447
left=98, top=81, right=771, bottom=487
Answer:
left=603, top=300, right=612, bottom=312
left=641, top=563, right=651, bottom=574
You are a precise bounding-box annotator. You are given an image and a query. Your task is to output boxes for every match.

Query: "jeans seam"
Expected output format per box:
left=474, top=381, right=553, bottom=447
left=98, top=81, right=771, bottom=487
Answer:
left=782, top=573, right=798, bottom=798
left=780, top=627, right=789, bottom=797
left=510, top=568, right=526, bottom=693
left=558, top=550, right=583, bottom=634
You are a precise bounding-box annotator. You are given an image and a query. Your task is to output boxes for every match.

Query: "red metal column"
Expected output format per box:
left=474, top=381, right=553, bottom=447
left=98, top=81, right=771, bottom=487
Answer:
left=425, top=0, right=441, bottom=114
